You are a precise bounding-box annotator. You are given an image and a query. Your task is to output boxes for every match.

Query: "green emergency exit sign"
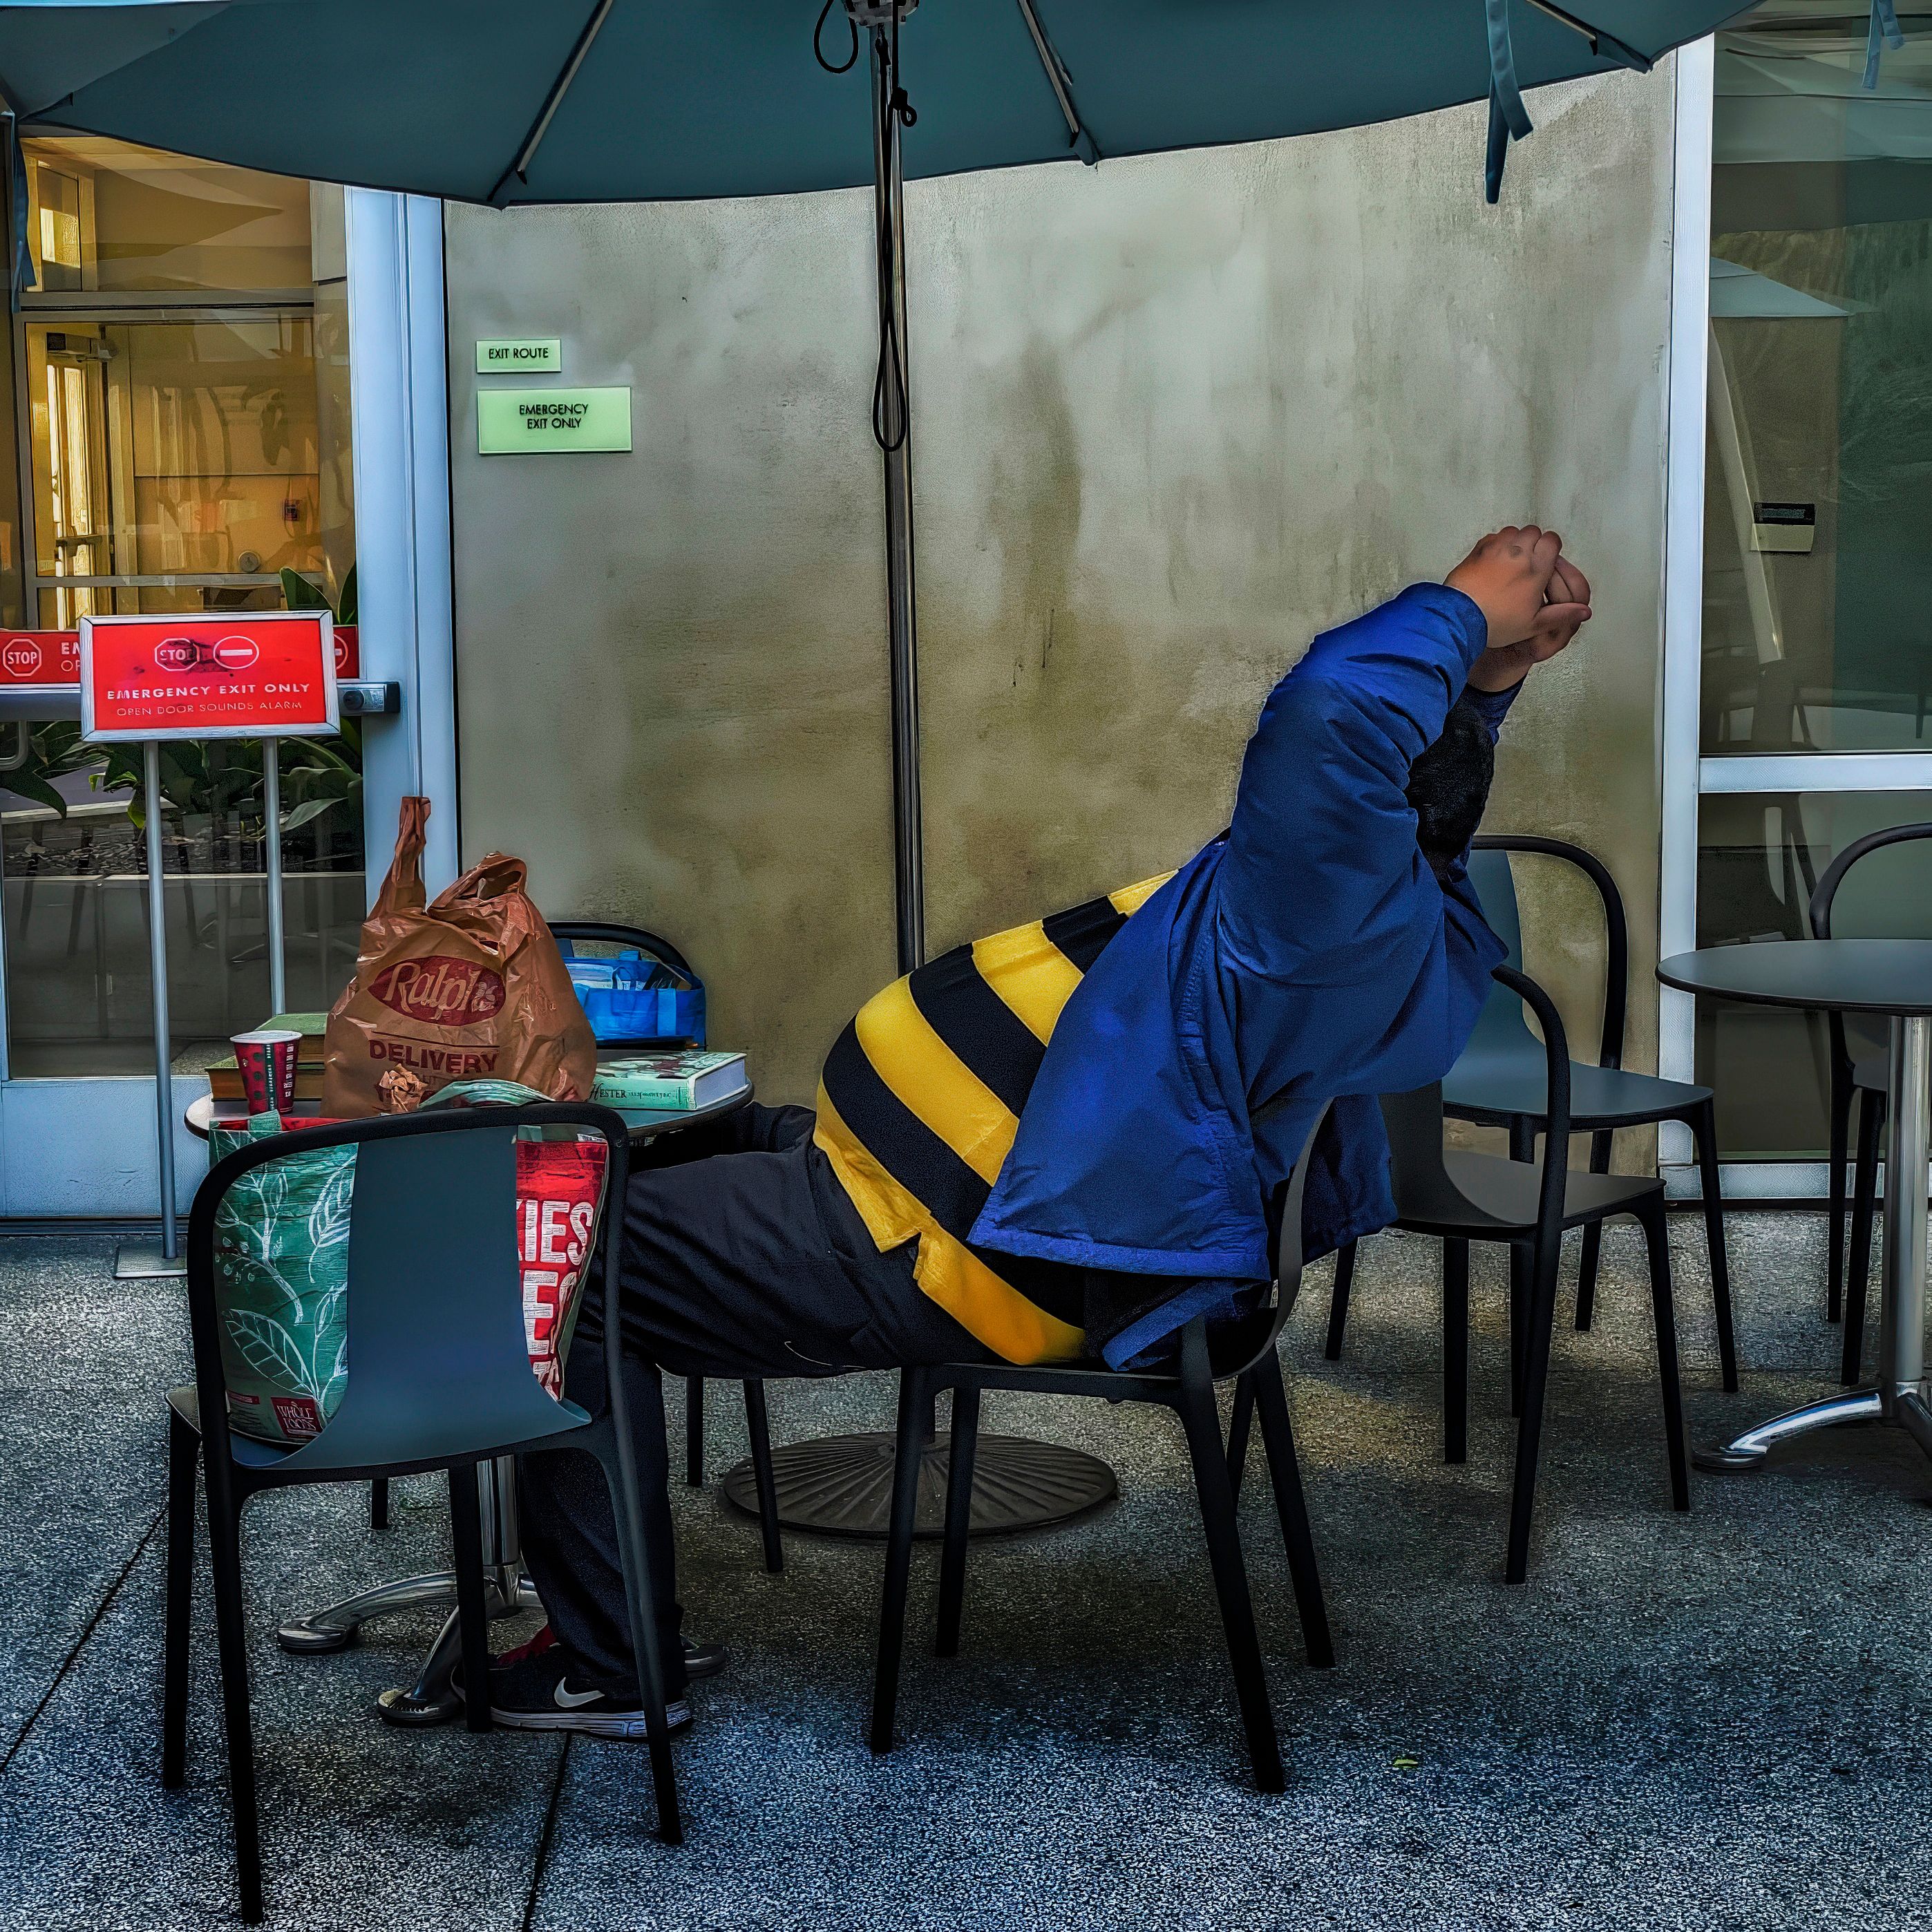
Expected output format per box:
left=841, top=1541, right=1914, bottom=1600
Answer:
left=477, top=386, right=632, bottom=455
left=476, top=337, right=561, bottom=373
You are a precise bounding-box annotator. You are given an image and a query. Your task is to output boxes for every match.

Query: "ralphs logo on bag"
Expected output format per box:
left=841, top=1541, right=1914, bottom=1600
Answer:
left=322, top=798, right=596, bottom=1117
left=370, top=954, right=506, bottom=1027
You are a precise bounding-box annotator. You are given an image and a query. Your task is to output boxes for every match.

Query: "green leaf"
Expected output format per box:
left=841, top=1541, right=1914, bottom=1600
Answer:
left=226, top=1309, right=321, bottom=1400
left=3, top=770, right=68, bottom=817
left=337, top=563, right=357, bottom=626
left=278, top=797, right=340, bottom=832
left=281, top=567, right=329, bottom=613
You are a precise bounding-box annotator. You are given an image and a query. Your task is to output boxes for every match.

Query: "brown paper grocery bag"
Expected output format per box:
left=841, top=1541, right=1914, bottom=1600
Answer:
left=321, top=797, right=597, bottom=1116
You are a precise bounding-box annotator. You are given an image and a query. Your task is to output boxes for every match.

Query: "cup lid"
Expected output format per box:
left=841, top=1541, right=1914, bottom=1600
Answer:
left=231, top=1030, right=303, bottom=1045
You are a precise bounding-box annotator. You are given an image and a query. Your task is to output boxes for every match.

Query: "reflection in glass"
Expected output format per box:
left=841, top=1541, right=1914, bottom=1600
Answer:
left=26, top=318, right=322, bottom=625
left=1696, top=792, right=1932, bottom=1157
left=0, top=734, right=366, bottom=1079
left=1704, top=6, right=1932, bottom=754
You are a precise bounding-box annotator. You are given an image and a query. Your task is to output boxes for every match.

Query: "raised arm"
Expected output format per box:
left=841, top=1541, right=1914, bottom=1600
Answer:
left=1217, top=527, right=1590, bottom=983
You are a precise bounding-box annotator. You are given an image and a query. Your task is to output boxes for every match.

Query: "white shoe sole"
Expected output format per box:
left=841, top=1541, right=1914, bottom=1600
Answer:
left=487, top=1698, right=692, bottom=1741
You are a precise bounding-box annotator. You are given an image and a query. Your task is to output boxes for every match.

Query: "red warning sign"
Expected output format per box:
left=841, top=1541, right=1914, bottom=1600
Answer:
left=0, top=632, right=80, bottom=684
left=81, top=613, right=338, bottom=743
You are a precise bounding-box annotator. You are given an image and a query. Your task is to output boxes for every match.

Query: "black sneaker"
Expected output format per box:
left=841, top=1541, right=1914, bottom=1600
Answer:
left=481, top=1649, right=692, bottom=1741
left=483, top=1622, right=724, bottom=1683
left=681, top=1637, right=727, bottom=1680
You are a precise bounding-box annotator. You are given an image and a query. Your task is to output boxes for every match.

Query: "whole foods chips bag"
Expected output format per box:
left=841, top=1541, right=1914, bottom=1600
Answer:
left=209, top=1084, right=609, bottom=1445
left=321, top=797, right=596, bottom=1117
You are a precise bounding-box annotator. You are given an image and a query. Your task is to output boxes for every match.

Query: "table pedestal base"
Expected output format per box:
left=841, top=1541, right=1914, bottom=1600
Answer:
left=1696, top=1012, right=1932, bottom=1486
left=720, top=1430, right=1118, bottom=1538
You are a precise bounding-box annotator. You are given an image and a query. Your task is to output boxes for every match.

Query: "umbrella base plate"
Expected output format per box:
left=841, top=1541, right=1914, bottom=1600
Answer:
left=721, top=1430, right=1116, bottom=1539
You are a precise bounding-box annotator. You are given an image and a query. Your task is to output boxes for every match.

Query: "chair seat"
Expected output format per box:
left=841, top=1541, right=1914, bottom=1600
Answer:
left=1443, top=1052, right=1710, bottom=1130
left=1396, top=1150, right=1662, bottom=1240
left=169, top=1385, right=301, bottom=1470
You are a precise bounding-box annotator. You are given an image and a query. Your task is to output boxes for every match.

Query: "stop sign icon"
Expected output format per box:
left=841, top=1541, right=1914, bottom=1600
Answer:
left=213, top=636, right=259, bottom=672
left=2, top=638, right=42, bottom=679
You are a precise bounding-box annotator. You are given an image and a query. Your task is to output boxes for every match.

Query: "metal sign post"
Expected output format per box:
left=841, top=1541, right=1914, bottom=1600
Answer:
left=115, top=741, right=183, bottom=1278
left=77, top=612, right=339, bottom=1282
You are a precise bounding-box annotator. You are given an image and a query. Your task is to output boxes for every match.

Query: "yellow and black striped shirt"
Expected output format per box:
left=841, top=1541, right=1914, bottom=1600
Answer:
left=814, top=872, right=1173, bottom=1365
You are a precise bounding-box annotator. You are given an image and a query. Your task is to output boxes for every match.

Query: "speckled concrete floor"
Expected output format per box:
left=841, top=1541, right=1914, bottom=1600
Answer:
left=0, top=1214, right=1920, bottom=1931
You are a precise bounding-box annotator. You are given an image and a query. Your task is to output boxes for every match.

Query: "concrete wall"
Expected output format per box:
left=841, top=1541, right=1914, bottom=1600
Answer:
left=445, top=64, right=1678, bottom=1124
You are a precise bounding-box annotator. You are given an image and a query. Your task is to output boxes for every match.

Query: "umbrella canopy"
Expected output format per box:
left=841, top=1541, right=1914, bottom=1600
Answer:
left=0, top=0, right=1754, bottom=209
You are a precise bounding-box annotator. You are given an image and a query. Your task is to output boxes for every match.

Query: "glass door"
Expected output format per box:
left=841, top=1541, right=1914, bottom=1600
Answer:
left=1666, top=3, right=1932, bottom=1192
left=0, top=135, right=366, bottom=1215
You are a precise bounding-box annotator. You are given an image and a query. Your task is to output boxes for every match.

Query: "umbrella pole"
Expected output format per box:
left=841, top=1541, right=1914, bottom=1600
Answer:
left=871, top=19, right=925, bottom=977
left=717, top=6, right=1119, bottom=1545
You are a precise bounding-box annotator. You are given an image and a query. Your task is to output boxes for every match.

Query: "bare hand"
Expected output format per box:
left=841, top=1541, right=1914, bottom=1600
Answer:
left=1445, top=527, right=1592, bottom=690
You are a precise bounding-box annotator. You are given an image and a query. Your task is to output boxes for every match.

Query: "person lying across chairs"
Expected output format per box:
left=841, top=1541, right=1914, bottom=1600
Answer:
left=484, top=527, right=1591, bottom=1736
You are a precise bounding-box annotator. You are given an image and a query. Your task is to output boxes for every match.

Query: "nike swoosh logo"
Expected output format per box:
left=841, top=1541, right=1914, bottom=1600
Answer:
left=553, top=1681, right=606, bottom=1710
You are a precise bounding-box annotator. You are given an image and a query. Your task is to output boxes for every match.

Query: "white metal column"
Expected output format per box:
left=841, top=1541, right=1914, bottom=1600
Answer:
left=1658, top=37, right=1714, bottom=1180
left=346, top=189, right=459, bottom=898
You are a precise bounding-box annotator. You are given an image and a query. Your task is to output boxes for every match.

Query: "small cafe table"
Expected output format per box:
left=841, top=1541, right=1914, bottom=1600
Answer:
left=1658, top=941, right=1932, bottom=1475
left=188, top=1081, right=754, bottom=1724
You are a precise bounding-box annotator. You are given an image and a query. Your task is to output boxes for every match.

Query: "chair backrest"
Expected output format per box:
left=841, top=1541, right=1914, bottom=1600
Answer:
left=187, top=1103, right=630, bottom=1478
left=1379, top=965, right=1571, bottom=1235
left=1464, top=836, right=1629, bottom=1072
left=1808, top=822, right=1932, bottom=939
left=551, top=920, right=697, bottom=987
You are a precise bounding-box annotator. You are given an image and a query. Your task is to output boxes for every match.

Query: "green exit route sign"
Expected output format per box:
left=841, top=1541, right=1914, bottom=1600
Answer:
left=476, top=337, right=561, bottom=373
left=477, top=386, right=632, bottom=455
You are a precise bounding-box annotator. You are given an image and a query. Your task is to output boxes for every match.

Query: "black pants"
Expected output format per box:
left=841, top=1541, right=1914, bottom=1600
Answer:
left=516, top=1102, right=992, bottom=1697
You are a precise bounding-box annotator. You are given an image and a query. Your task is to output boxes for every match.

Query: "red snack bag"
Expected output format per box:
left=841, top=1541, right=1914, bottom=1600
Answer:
left=515, top=1137, right=607, bottom=1399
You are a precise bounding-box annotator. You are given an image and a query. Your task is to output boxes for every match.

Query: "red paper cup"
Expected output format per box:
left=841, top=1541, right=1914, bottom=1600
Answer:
left=232, top=1030, right=302, bottom=1115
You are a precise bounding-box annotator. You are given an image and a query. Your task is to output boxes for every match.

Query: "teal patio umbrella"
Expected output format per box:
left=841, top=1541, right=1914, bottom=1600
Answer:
left=0, top=0, right=1772, bottom=970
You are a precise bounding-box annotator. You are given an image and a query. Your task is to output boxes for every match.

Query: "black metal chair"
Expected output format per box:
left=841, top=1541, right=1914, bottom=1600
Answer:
left=1369, top=965, right=1689, bottom=1585
left=869, top=1113, right=1334, bottom=1793
left=1327, top=837, right=1737, bottom=1392
left=1808, top=823, right=1932, bottom=1385
left=552, top=918, right=784, bottom=1571
left=165, top=1104, right=679, bottom=1924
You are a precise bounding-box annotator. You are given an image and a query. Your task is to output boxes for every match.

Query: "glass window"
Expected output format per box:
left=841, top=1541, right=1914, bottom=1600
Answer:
left=21, top=136, right=313, bottom=294
left=1703, top=6, right=1932, bottom=754
left=1696, top=792, right=1932, bottom=1157
left=1, top=137, right=363, bottom=1081
left=26, top=316, right=321, bottom=623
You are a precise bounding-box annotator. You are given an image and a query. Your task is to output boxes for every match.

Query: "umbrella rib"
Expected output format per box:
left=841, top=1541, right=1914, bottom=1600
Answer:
left=489, top=0, right=615, bottom=205
left=1522, top=0, right=1652, bottom=73
left=1012, top=0, right=1099, bottom=164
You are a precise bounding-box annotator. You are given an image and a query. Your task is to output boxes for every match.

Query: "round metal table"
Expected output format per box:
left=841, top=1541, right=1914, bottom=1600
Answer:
left=188, top=1083, right=755, bottom=1724
left=1658, top=941, right=1932, bottom=1474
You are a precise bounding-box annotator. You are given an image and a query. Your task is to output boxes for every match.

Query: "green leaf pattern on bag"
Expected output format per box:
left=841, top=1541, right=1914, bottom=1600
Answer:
left=211, top=1112, right=355, bottom=1444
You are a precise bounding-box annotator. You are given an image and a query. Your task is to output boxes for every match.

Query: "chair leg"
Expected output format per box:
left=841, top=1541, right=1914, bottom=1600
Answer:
left=1574, top=1130, right=1613, bottom=1332
left=1636, top=1197, right=1690, bottom=1513
left=369, top=1479, right=390, bottom=1531
left=1225, top=1372, right=1256, bottom=1499
left=1323, top=1239, right=1356, bottom=1362
left=936, top=1383, right=979, bottom=1658
left=1827, top=1065, right=1854, bottom=1325
left=1175, top=1323, right=1282, bottom=1792
left=1443, top=1239, right=1470, bottom=1466
left=869, top=1368, right=928, bottom=1755
left=1690, top=1099, right=1739, bottom=1393
left=162, top=1408, right=198, bottom=1790
left=1508, top=1240, right=1531, bottom=1419
left=1504, top=1227, right=1563, bottom=1587
left=684, top=1376, right=705, bottom=1486
left=590, top=1436, right=683, bottom=1844
left=446, top=1465, right=493, bottom=1736
left=741, top=1380, right=784, bottom=1575
left=1249, top=1349, right=1334, bottom=1669
left=1846, top=1088, right=1884, bottom=1387
left=202, top=1476, right=263, bottom=1924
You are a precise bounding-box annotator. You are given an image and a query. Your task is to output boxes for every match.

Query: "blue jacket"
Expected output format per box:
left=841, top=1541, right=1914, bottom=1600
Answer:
left=969, top=583, right=1510, bottom=1366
